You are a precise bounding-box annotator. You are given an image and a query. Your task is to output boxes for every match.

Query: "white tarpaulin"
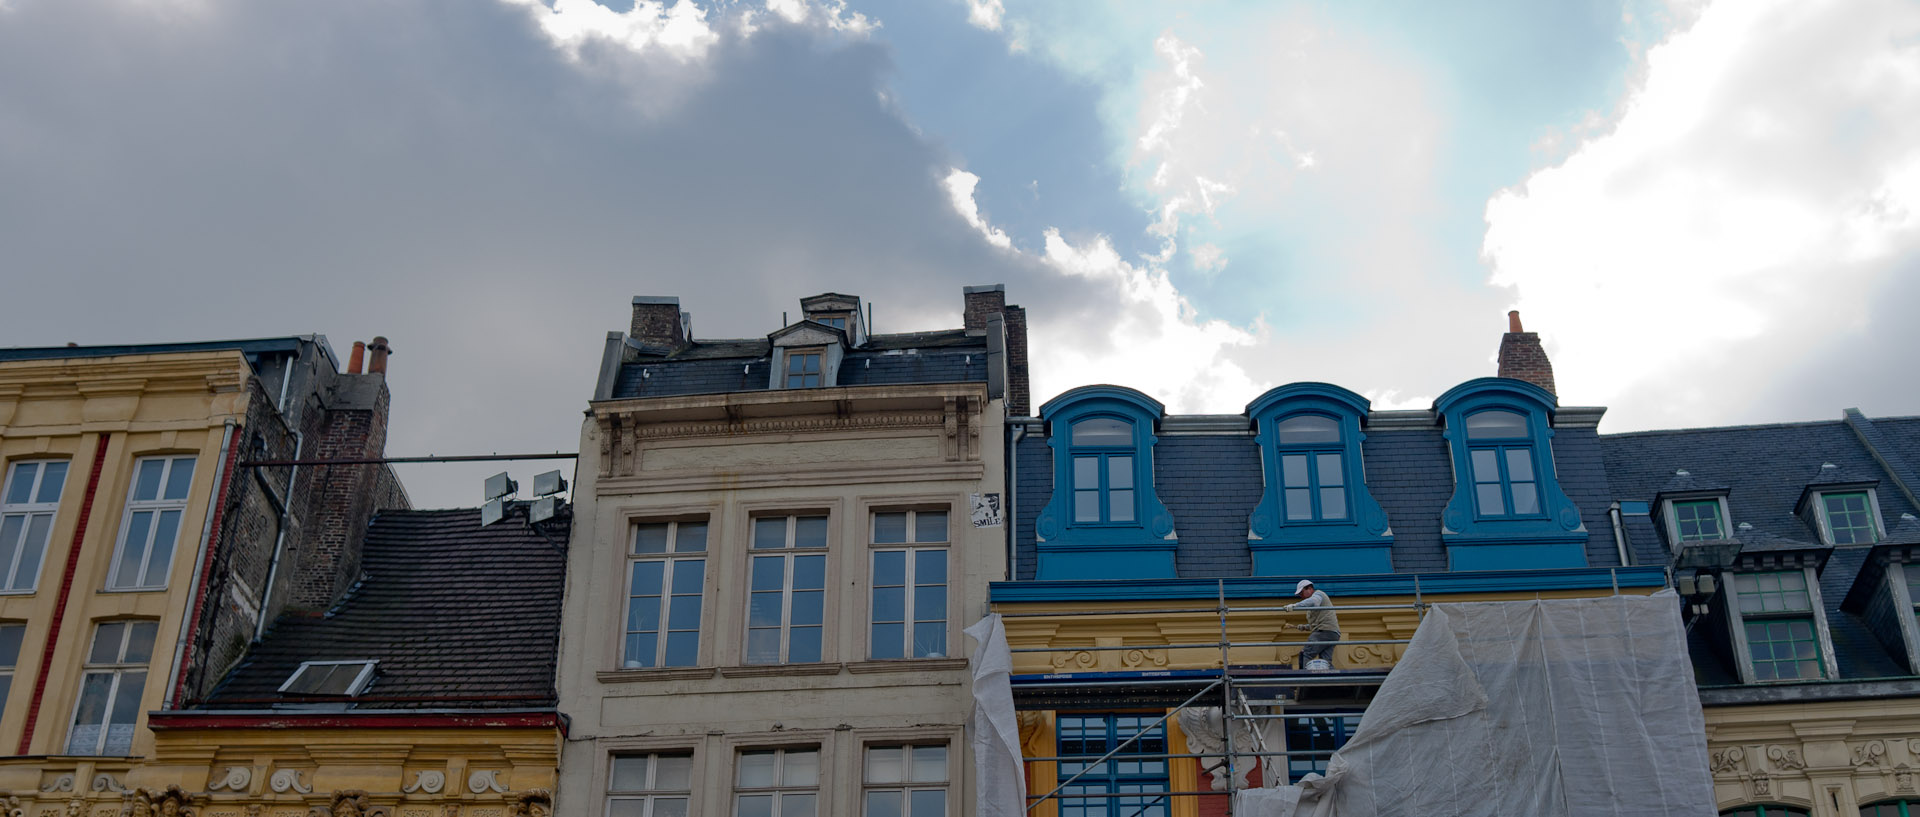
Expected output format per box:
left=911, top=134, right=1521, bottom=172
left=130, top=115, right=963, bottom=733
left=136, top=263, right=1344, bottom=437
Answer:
left=1237, top=591, right=1713, bottom=817
left=967, top=614, right=1027, bottom=817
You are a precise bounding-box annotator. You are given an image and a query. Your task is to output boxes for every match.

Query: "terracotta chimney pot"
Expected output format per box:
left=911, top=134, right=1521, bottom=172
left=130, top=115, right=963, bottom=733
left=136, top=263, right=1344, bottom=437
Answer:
left=348, top=341, right=365, bottom=374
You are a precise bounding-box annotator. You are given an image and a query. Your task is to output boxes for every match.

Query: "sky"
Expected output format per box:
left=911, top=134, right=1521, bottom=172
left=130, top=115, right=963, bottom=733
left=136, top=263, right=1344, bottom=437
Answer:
left=1, top=0, right=1917, bottom=509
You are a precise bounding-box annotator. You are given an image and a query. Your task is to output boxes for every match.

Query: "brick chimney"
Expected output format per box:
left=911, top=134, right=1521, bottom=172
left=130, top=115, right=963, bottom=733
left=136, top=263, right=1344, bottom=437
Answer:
left=285, top=337, right=403, bottom=611
left=964, top=284, right=1030, bottom=415
left=1497, top=310, right=1556, bottom=395
left=631, top=296, right=689, bottom=352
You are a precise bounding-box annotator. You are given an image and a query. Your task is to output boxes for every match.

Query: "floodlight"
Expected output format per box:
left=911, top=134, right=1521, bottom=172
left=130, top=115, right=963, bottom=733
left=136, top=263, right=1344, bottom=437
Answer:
left=483, top=472, right=517, bottom=501
left=480, top=497, right=505, bottom=527
left=532, top=470, right=567, bottom=497
left=531, top=496, right=559, bottom=524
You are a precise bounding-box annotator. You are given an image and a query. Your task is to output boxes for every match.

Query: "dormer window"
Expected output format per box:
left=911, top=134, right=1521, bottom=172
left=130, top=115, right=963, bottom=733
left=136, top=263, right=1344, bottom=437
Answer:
left=1465, top=409, right=1539, bottom=518
left=1244, top=384, right=1393, bottom=575
left=1672, top=500, right=1725, bottom=541
left=1819, top=491, right=1876, bottom=544
left=1433, top=378, right=1586, bottom=570
left=1034, top=386, right=1178, bottom=580
left=1070, top=417, right=1136, bottom=523
left=784, top=351, right=823, bottom=388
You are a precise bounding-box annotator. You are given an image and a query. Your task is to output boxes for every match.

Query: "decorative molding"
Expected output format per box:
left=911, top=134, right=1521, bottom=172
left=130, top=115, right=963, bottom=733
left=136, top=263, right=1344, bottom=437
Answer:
left=2, top=795, right=22, bottom=817
left=1766, top=744, right=1808, bottom=771
left=1120, top=649, right=1168, bottom=669
left=1346, top=645, right=1401, bottom=667
left=594, top=667, right=717, bottom=684
left=465, top=773, right=507, bottom=796
left=268, top=771, right=311, bottom=795
left=844, top=658, right=970, bottom=674
left=206, top=769, right=250, bottom=793
left=90, top=776, right=127, bottom=795
left=311, top=791, right=385, bottom=817
left=40, top=776, right=74, bottom=794
left=400, top=773, right=444, bottom=795
left=596, top=460, right=985, bottom=496
left=1709, top=747, right=1746, bottom=775
left=1749, top=774, right=1772, bottom=799
left=632, top=412, right=945, bottom=443
left=504, top=792, right=549, bottom=817
left=1897, top=765, right=1916, bottom=794
left=124, top=786, right=197, bottom=817
left=1854, top=740, right=1889, bottom=769
left=1049, top=651, right=1096, bottom=670
left=716, top=663, right=843, bottom=679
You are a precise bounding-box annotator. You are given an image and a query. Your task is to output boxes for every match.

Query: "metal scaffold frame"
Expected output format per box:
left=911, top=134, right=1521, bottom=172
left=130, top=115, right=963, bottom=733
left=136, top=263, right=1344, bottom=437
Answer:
left=1005, top=571, right=1631, bottom=816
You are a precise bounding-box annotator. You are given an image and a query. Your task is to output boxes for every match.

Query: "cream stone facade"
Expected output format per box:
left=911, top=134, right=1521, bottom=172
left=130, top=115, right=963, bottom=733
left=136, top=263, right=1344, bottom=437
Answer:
left=1705, top=700, right=1920, bottom=817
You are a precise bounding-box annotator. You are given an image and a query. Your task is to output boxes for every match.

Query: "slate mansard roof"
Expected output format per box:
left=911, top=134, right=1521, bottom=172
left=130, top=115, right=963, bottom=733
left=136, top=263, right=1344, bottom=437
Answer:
left=203, top=507, right=566, bottom=710
left=1601, top=413, right=1920, bottom=688
left=610, top=328, right=990, bottom=400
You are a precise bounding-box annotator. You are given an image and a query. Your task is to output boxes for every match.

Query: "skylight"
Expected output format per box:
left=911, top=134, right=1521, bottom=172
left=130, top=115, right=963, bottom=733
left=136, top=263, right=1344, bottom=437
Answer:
left=279, top=660, right=376, bottom=696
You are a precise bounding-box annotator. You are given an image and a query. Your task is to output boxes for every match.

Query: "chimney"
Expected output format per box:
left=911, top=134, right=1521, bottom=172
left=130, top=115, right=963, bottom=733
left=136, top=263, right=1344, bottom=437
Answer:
left=963, top=284, right=1006, bottom=334
left=367, top=336, right=392, bottom=374
left=631, top=296, right=688, bottom=352
left=347, top=341, right=365, bottom=374
left=1497, top=310, right=1557, bottom=395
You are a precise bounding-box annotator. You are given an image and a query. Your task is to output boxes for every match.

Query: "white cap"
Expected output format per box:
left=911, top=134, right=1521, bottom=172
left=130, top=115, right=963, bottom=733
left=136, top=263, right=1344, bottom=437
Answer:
left=1295, top=579, right=1314, bottom=594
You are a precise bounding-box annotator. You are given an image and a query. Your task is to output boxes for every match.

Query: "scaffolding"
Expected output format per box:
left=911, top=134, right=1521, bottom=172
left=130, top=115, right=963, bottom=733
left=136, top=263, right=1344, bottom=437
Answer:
left=1002, top=572, right=1639, bottom=816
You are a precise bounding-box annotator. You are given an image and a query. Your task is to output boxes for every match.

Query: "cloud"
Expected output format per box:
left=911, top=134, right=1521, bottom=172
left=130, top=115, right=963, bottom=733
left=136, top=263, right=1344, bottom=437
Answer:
left=963, top=0, right=1004, bottom=32
left=941, top=168, right=1013, bottom=249
left=503, top=0, right=718, bottom=61
left=1483, top=0, right=1920, bottom=429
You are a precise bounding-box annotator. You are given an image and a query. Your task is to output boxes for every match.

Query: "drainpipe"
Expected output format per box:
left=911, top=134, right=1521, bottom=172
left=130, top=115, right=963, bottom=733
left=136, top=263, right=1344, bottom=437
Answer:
left=254, top=430, right=303, bottom=641
left=1609, top=501, right=1632, bottom=567
left=166, top=419, right=237, bottom=708
left=1007, top=421, right=1027, bottom=582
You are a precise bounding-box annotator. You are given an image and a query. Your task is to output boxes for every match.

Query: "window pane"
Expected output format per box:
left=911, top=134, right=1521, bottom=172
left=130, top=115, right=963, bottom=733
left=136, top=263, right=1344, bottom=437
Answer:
left=656, top=754, right=693, bottom=790
left=0, top=624, right=23, bottom=666
left=676, top=522, right=708, bottom=552
left=671, top=559, right=705, bottom=595
left=788, top=627, right=822, bottom=663
left=1510, top=483, right=1539, bottom=515
left=624, top=633, right=658, bottom=667
left=754, top=518, right=788, bottom=549
left=1073, top=457, right=1099, bottom=486
left=1281, top=455, right=1308, bottom=488
left=736, top=795, right=773, bottom=817
left=1276, top=415, right=1339, bottom=445
left=1071, top=418, right=1131, bottom=445
left=871, top=623, right=904, bottom=658
left=794, top=517, right=828, bottom=548
left=750, top=556, right=785, bottom=591
left=1503, top=449, right=1533, bottom=482
left=914, top=551, right=946, bottom=585
left=664, top=632, right=698, bottom=667
left=67, top=672, right=114, bottom=753
left=142, top=510, right=181, bottom=586
left=865, top=792, right=902, bottom=817
left=1285, top=489, right=1313, bottom=521
left=162, top=459, right=195, bottom=500
left=634, top=523, right=670, bottom=555
left=782, top=751, right=820, bottom=785
left=1470, top=450, right=1500, bottom=482
left=1476, top=484, right=1507, bottom=516
left=35, top=462, right=67, bottom=504
left=910, top=745, right=948, bottom=782
left=749, top=592, right=785, bottom=628
left=1465, top=410, right=1527, bottom=439
left=913, top=511, right=947, bottom=543
left=738, top=752, right=778, bottom=786
left=913, top=623, right=946, bottom=657
left=1107, top=457, right=1133, bottom=490
left=1316, top=454, right=1343, bottom=487
left=115, top=512, right=153, bottom=588
left=3, top=464, right=35, bottom=505
left=14, top=515, right=48, bottom=588
left=1073, top=491, right=1099, bottom=522
left=90, top=622, right=125, bottom=664
left=780, top=794, right=817, bottom=817
left=874, top=513, right=908, bottom=544
left=746, top=629, right=780, bottom=664
left=667, top=594, right=701, bottom=630
left=123, top=622, right=155, bottom=664
left=866, top=746, right=905, bottom=783
left=793, top=555, right=826, bottom=590
left=791, top=590, right=823, bottom=627
left=914, top=586, right=945, bottom=622
left=909, top=790, right=946, bottom=817
left=609, top=756, right=649, bottom=791
left=1319, top=488, right=1347, bottom=520
left=1108, top=490, right=1134, bottom=522
left=132, top=460, right=166, bottom=502
left=874, top=551, right=906, bottom=587
left=630, top=561, right=665, bottom=596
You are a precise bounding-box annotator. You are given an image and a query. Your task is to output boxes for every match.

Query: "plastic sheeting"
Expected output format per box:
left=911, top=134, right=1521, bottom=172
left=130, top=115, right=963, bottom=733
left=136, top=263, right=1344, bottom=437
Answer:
left=1236, top=591, right=1713, bottom=817
left=967, top=614, right=1028, bottom=817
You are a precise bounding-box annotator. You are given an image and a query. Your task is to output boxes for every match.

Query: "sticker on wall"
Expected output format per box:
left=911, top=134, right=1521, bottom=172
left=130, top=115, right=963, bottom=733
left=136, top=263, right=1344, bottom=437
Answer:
left=971, top=493, right=1003, bottom=528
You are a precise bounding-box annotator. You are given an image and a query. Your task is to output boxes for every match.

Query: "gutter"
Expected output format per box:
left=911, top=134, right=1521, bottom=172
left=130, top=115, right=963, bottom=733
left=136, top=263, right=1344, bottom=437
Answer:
left=254, top=430, right=303, bottom=641
left=147, top=709, right=565, bottom=731
left=1007, top=420, right=1028, bottom=582
left=167, top=420, right=238, bottom=708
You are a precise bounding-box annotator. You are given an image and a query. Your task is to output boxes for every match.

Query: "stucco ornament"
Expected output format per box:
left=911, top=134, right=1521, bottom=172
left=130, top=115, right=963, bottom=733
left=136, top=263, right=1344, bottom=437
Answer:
left=207, top=769, right=250, bottom=793
left=464, top=773, right=506, bottom=796
left=91, top=776, right=127, bottom=795
left=41, top=777, right=75, bottom=794
left=1176, top=707, right=1271, bottom=791
left=2, top=794, right=24, bottom=817
left=1766, top=745, right=1808, bottom=771
left=1854, top=740, right=1889, bottom=769
left=150, top=786, right=196, bottom=817
left=268, top=772, right=311, bottom=796
left=1709, top=747, right=1746, bottom=775
left=312, top=791, right=386, bottom=817
left=400, top=773, right=444, bottom=796
left=504, top=792, right=549, bottom=817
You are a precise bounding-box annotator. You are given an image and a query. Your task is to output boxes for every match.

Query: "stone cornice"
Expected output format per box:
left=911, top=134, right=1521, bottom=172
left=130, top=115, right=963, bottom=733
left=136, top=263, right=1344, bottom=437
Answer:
left=0, top=351, right=252, bottom=397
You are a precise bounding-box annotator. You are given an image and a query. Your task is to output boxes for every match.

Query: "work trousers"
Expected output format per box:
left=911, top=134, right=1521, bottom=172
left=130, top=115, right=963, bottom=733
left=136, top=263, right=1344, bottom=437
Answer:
left=1300, top=629, right=1340, bottom=664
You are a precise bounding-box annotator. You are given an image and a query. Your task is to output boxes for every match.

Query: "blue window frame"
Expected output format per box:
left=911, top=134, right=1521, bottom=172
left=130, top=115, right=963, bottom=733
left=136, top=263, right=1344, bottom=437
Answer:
left=1245, top=384, right=1394, bottom=576
left=1034, top=387, right=1177, bottom=580
left=1282, top=713, right=1362, bottom=783
left=1434, top=378, right=1587, bottom=571
left=1056, top=714, right=1170, bottom=817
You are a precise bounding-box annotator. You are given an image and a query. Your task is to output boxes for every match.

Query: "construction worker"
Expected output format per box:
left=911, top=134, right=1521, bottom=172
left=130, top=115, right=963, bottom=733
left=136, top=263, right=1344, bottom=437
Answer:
left=1283, top=579, right=1340, bottom=668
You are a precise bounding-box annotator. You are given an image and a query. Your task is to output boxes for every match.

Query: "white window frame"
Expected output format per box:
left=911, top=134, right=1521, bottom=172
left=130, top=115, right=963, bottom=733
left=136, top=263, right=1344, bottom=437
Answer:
left=745, top=515, right=830, bottom=666
left=732, top=747, right=820, bottom=817
left=861, top=743, right=950, bottom=817
left=1810, top=489, right=1884, bottom=545
left=106, top=456, right=197, bottom=591
left=607, top=751, right=694, bottom=817
left=868, top=509, right=950, bottom=661
left=277, top=660, right=378, bottom=696
left=1662, top=495, right=1731, bottom=545
left=624, top=520, right=709, bottom=669
left=0, top=460, right=69, bottom=593
left=66, top=619, right=158, bottom=756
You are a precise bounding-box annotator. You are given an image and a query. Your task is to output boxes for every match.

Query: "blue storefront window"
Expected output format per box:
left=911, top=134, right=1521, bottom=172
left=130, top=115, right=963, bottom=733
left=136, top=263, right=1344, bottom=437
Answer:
left=1056, top=714, right=1171, bottom=817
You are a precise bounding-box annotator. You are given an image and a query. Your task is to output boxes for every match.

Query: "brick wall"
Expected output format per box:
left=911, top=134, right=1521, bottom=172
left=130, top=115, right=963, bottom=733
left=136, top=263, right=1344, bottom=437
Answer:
left=630, top=297, right=685, bottom=350
left=1005, top=304, right=1029, bottom=417
left=288, top=374, right=396, bottom=610
left=1496, top=331, right=1557, bottom=395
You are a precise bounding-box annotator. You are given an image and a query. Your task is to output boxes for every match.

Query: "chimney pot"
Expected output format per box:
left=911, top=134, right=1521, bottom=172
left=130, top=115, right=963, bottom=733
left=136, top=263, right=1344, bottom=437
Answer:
left=1508, top=310, right=1523, bottom=333
left=348, top=341, right=365, bottom=374
left=368, top=336, right=392, bottom=375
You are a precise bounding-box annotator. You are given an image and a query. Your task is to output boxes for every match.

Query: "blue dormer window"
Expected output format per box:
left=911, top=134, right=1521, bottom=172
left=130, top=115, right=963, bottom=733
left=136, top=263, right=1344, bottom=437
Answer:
left=1465, top=410, right=1541, bottom=518
left=1034, top=387, right=1177, bottom=580
left=1246, top=384, right=1393, bottom=575
left=1434, top=378, right=1586, bottom=571
left=1071, top=417, right=1136, bottom=523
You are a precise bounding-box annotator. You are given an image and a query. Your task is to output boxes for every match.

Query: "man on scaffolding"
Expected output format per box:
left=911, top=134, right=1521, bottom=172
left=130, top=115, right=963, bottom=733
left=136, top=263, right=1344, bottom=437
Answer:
left=1283, top=579, right=1340, bottom=669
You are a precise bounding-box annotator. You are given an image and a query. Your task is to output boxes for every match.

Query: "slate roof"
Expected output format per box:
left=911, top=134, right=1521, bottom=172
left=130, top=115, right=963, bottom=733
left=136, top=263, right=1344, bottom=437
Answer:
left=610, top=330, right=988, bottom=399
left=202, top=506, right=566, bottom=709
left=1600, top=416, right=1920, bottom=687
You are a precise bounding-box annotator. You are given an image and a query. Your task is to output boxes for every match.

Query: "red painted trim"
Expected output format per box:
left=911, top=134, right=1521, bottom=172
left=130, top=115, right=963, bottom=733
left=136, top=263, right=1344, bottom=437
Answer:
left=18, top=434, right=111, bottom=754
left=171, top=431, right=240, bottom=706
left=145, top=711, right=562, bottom=730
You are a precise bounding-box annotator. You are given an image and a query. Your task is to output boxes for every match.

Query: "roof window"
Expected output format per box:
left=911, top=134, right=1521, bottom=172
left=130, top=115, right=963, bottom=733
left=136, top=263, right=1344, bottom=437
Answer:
left=279, top=660, right=377, bottom=696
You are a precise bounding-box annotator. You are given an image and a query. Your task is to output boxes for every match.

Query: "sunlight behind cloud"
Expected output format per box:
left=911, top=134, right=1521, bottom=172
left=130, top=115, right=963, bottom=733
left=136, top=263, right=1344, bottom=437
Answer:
left=502, top=0, right=719, bottom=60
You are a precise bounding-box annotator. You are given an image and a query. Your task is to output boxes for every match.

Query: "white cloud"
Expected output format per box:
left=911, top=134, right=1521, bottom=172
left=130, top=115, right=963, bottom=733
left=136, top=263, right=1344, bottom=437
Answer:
left=964, top=0, right=1004, bottom=32
left=1189, top=242, right=1226, bottom=273
left=941, top=168, right=1013, bottom=249
left=502, top=0, right=719, bottom=61
left=1483, top=0, right=1920, bottom=428
left=764, top=0, right=875, bottom=35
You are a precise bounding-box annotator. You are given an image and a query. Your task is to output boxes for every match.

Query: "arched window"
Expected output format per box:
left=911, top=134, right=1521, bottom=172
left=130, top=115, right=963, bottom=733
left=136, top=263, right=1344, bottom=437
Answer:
left=1862, top=800, right=1920, bottom=817
left=1244, top=384, right=1393, bottom=576
left=1720, top=806, right=1810, bottom=817
left=1070, top=417, right=1137, bottom=524
left=1464, top=409, right=1541, bottom=518
left=1275, top=414, right=1346, bottom=522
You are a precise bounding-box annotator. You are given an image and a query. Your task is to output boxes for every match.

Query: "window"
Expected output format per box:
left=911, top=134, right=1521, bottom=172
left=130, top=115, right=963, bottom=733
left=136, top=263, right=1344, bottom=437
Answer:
left=0, top=623, right=23, bottom=716
left=1281, top=713, right=1362, bottom=783
left=1719, top=807, right=1810, bottom=817
left=734, top=748, right=818, bottom=817
left=1672, top=499, right=1725, bottom=542
left=1820, top=492, right=1877, bottom=544
left=1909, top=570, right=1920, bottom=632
left=1862, top=802, right=1920, bottom=817
left=1275, top=415, right=1347, bottom=522
left=870, top=510, right=948, bottom=660
left=107, top=456, right=195, bottom=590
left=0, top=460, right=67, bottom=592
left=67, top=619, right=156, bottom=755
left=278, top=660, right=376, bottom=696
left=1465, top=410, right=1540, bottom=517
left=1735, top=572, right=1822, bottom=681
left=817, top=316, right=847, bottom=331
left=627, top=521, right=707, bottom=669
left=863, top=745, right=946, bottom=817
left=747, top=516, right=828, bottom=665
left=608, top=753, right=693, bottom=817
left=1056, top=714, right=1169, bottom=817
left=785, top=353, right=822, bottom=389
left=1070, top=417, right=1136, bottom=524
